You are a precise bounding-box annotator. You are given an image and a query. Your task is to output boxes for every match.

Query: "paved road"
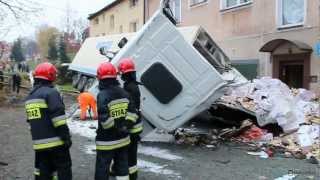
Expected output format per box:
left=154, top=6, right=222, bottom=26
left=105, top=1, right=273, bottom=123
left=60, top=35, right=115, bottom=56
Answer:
left=0, top=94, right=319, bottom=180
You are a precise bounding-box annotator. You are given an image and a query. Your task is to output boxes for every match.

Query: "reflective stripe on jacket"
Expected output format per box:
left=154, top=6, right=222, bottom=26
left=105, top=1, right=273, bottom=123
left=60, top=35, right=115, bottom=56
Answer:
left=25, top=83, right=70, bottom=151
left=124, top=81, right=143, bottom=134
left=96, top=84, right=137, bottom=151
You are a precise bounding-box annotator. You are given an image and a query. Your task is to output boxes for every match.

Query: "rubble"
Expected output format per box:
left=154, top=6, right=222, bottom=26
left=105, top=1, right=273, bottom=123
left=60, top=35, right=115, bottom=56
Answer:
left=173, top=77, right=319, bottom=162
left=221, top=77, right=319, bottom=131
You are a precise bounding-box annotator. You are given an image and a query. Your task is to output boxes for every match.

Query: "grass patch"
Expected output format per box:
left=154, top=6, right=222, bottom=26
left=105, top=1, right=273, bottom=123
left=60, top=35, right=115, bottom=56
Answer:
left=56, top=83, right=78, bottom=92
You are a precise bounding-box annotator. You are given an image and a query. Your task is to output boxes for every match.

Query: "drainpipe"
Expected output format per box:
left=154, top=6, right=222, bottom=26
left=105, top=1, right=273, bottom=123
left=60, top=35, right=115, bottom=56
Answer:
left=143, top=0, right=147, bottom=24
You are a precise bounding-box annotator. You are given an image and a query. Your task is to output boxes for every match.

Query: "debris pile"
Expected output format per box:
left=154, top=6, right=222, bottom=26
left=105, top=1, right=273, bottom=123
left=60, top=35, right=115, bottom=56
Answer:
left=175, top=77, right=320, bottom=163
left=221, top=77, right=319, bottom=132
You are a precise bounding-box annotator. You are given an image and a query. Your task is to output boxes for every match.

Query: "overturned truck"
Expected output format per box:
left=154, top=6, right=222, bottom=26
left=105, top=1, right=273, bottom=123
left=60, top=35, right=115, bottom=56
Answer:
left=69, top=1, right=247, bottom=131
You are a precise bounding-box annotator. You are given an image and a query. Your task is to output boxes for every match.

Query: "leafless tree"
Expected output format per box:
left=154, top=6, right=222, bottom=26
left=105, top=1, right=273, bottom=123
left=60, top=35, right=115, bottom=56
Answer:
left=0, top=0, right=42, bottom=37
left=0, top=0, right=41, bottom=19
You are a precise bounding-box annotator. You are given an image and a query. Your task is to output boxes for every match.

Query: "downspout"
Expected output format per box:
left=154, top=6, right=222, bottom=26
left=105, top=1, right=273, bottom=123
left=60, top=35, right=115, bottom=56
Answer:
left=143, top=0, right=147, bottom=24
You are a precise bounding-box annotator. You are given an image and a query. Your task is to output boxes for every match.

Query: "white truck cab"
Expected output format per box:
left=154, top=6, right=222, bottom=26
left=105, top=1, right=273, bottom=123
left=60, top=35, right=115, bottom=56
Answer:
left=69, top=8, right=246, bottom=131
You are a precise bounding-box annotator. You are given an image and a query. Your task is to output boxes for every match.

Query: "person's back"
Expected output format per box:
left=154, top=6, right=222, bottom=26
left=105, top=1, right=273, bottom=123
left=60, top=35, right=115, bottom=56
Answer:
left=25, top=63, right=72, bottom=180
left=95, top=62, right=138, bottom=180
left=77, top=92, right=97, bottom=120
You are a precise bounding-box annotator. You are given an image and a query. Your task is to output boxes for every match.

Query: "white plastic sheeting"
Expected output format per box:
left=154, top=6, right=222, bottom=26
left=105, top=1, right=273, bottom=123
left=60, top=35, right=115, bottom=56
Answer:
left=224, top=77, right=319, bottom=133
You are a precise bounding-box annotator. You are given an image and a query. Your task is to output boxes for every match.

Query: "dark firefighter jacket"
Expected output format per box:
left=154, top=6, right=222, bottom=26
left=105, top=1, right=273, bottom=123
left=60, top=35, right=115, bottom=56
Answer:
left=25, top=82, right=70, bottom=151
left=124, top=81, right=143, bottom=134
left=96, top=80, right=138, bottom=151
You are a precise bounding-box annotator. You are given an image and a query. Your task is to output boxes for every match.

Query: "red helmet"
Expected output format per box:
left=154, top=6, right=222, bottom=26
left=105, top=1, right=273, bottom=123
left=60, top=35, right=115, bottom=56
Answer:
left=33, top=62, right=57, bottom=81
left=97, top=62, right=117, bottom=80
left=118, top=58, right=135, bottom=74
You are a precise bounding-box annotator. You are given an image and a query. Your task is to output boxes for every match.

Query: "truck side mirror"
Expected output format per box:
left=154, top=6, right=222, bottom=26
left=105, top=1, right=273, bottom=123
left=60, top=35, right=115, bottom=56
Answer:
left=118, top=37, right=128, bottom=48
left=99, top=47, right=108, bottom=56
left=99, top=47, right=116, bottom=61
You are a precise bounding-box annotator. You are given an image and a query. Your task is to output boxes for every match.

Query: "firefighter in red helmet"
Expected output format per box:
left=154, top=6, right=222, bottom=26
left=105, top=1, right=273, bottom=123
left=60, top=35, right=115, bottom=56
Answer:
left=118, top=58, right=142, bottom=180
left=25, top=62, right=72, bottom=180
left=95, top=62, right=138, bottom=180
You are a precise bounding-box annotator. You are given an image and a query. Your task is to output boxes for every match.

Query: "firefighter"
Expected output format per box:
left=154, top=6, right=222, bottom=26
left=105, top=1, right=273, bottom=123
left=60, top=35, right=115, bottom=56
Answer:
left=118, top=58, right=143, bottom=180
left=95, top=62, right=138, bottom=180
left=77, top=91, right=98, bottom=120
left=25, top=62, right=72, bottom=180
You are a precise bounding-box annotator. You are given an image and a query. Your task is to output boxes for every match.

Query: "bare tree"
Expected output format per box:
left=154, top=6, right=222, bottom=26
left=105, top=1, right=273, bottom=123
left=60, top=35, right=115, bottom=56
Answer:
left=60, top=0, right=89, bottom=42
left=0, top=0, right=41, bottom=19
left=0, top=0, right=42, bottom=37
left=72, top=18, right=89, bottom=42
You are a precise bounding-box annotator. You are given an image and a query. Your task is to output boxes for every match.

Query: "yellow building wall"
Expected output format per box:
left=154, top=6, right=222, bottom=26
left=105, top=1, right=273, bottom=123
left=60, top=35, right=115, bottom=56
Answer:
left=89, top=0, right=144, bottom=37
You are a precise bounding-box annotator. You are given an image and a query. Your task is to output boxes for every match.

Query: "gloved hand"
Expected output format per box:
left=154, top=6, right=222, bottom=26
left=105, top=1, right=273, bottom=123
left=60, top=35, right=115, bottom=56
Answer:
left=119, top=126, right=129, bottom=134
left=123, top=120, right=134, bottom=130
left=63, top=137, right=72, bottom=149
left=116, top=120, right=134, bottom=134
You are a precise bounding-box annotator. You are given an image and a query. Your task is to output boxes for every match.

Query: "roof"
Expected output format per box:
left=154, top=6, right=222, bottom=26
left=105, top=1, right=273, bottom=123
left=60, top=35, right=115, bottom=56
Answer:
left=260, top=39, right=313, bottom=52
left=88, top=0, right=123, bottom=20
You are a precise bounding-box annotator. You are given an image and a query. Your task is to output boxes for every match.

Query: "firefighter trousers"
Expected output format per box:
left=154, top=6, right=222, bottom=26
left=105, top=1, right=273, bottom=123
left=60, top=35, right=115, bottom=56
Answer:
left=35, top=146, right=72, bottom=180
left=95, top=146, right=129, bottom=180
left=34, top=152, right=57, bottom=180
left=128, top=135, right=140, bottom=180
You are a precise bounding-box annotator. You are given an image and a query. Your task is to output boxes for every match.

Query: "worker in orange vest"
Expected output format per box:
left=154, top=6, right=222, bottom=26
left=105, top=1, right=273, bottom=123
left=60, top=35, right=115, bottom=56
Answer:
left=77, top=91, right=98, bottom=120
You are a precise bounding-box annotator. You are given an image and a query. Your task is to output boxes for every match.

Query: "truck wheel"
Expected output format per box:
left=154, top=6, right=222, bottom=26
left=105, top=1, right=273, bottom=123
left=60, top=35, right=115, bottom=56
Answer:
left=72, top=73, right=81, bottom=88
left=84, top=78, right=95, bottom=91
left=77, top=76, right=88, bottom=92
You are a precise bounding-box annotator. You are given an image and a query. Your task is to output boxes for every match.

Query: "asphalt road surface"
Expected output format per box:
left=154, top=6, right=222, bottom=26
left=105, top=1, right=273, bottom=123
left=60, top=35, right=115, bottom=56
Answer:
left=0, top=92, right=319, bottom=180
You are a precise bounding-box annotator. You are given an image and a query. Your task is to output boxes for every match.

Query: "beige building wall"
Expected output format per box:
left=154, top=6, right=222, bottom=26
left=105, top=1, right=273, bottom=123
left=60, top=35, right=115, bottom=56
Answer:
left=146, top=0, right=320, bottom=93
left=89, top=0, right=144, bottom=37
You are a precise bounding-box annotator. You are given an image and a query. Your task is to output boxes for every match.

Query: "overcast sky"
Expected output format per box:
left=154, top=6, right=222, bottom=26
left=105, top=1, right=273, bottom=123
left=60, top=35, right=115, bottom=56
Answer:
left=4, top=0, right=114, bottom=42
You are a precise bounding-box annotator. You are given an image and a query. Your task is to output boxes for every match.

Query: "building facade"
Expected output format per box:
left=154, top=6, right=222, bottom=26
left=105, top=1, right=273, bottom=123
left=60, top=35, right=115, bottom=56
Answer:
left=88, top=0, right=144, bottom=37
left=146, top=0, right=320, bottom=93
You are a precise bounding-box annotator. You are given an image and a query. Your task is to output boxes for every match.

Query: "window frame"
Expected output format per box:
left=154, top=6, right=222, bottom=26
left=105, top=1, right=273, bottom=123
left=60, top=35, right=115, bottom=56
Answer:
left=220, top=0, right=252, bottom=10
left=94, top=17, right=99, bottom=25
left=169, top=0, right=182, bottom=24
left=109, top=15, right=115, bottom=30
left=189, top=0, right=208, bottom=8
left=130, top=21, right=138, bottom=32
left=119, top=25, right=123, bottom=33
left=276, top=0, right=307, bottom=29
left=129, top=0, right=138, bottom=7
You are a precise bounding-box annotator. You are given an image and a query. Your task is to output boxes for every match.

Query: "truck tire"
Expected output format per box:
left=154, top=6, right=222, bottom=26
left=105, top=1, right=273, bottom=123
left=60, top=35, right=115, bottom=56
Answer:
left=77, top=76, right=88, bottom=92
left=72, top=73, right=81, bottom=88
left=84, top=78, right=95, bottom=91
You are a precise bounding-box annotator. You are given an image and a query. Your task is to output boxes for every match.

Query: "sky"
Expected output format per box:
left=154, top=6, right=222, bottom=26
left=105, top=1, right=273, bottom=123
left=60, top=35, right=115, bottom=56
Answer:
left=3, top=0, right=114, bottom=42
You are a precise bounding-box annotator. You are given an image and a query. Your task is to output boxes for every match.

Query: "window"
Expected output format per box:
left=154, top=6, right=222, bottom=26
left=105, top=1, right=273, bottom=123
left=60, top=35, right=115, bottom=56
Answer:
left=119, top=25, right=123, bottom=33
left=277, top=0, right=305, bottom=28
left=130, top=0, right=138, bottom=7
left=102, top=14, right=106, bottom=22
left=220, top=0, right=251, bottom=10
left=169, top=0, right=181, bottom=23
left=110, top=15, right=114, bottom=29
left=141, top=63, right=183, bottom=104
left=190, top=0, right=208, bottom=7
left=94, top=17, right=99, bottom=25
left=130, top=22, right=138, bottom=32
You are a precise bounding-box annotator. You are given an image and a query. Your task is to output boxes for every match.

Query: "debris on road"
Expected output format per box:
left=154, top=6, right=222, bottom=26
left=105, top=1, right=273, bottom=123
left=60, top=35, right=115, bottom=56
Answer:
left=274, top=174, right=297, bottom=180
left=168, top=77, right=319, bottom=163
left=247, top=151, right=269, bottom=159
left=220, top=77, right=319, bottom=132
